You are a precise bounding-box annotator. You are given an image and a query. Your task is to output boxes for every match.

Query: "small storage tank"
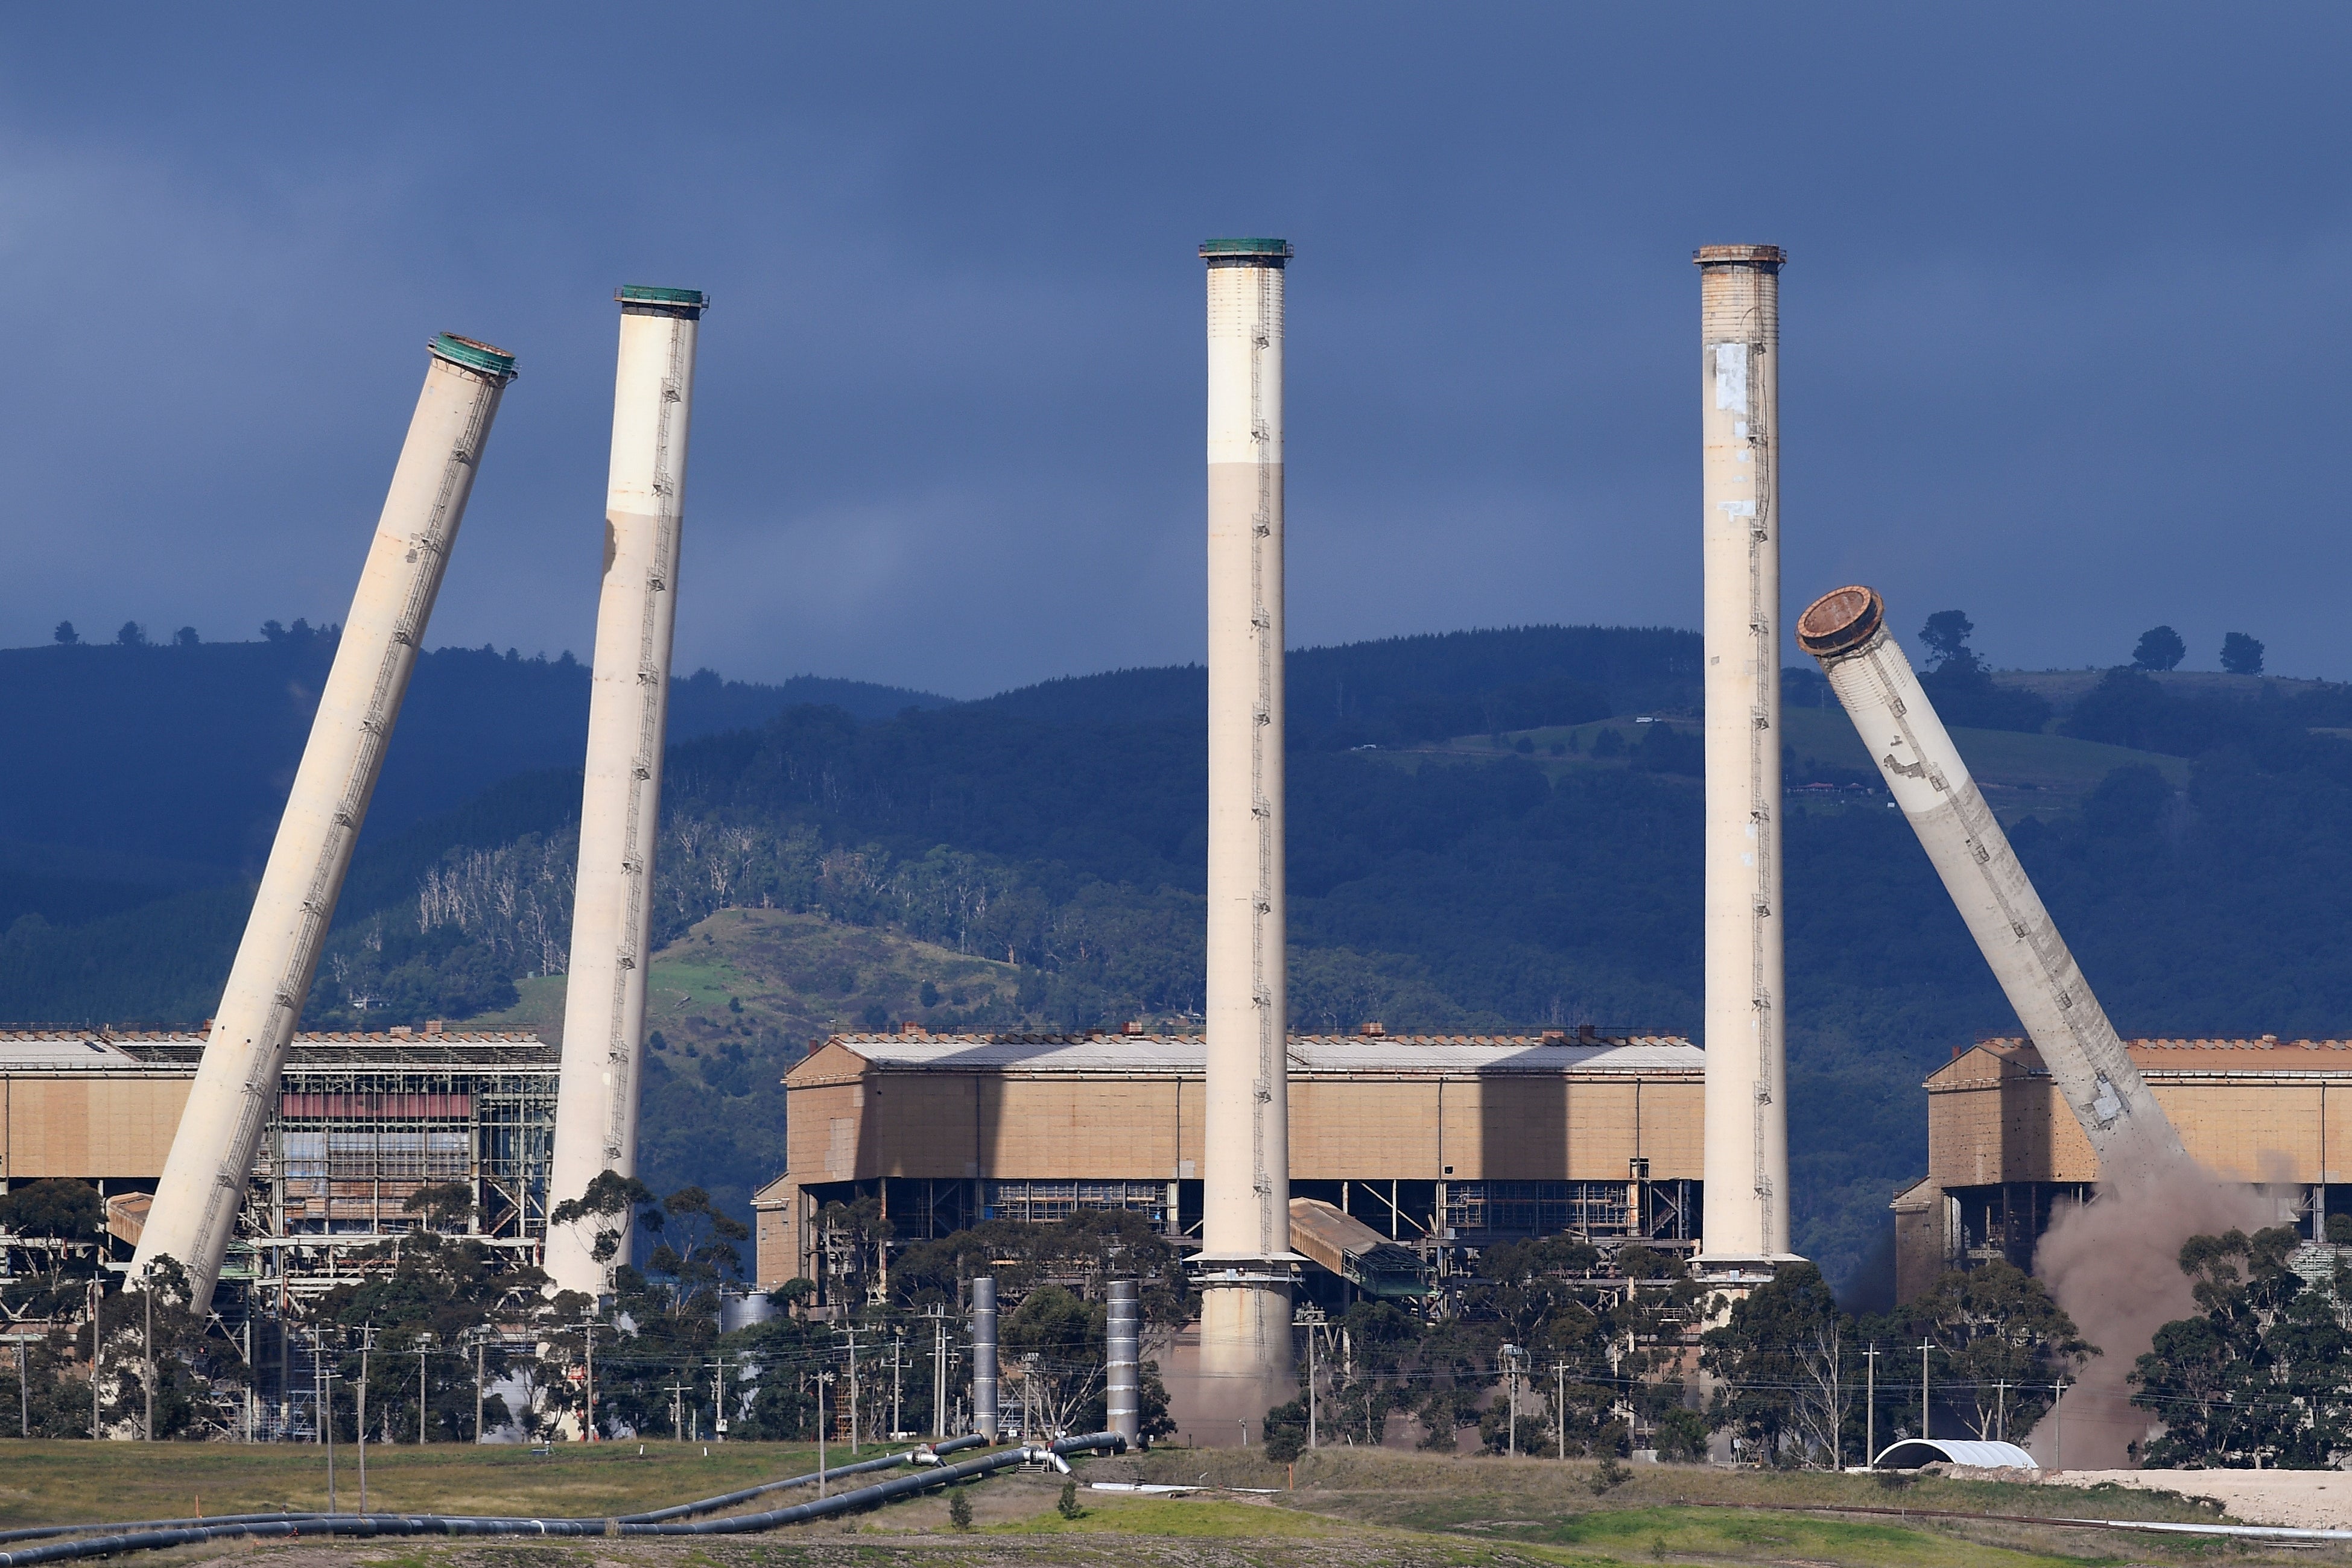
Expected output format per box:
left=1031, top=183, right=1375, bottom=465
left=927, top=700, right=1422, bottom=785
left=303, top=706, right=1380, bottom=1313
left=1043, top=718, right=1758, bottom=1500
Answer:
left=718, top=1287, right=778, bottom=1335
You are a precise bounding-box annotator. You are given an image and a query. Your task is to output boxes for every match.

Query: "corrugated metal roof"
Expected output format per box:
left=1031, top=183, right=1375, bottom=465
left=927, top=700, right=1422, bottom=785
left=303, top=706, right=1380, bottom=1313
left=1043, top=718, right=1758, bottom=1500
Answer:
left=1955, top=1036, right=2352, bottom=1080
left=1872, top=1437, right=2037, bottom=1471
left=826, top=1031, right=1701, bottom=1075
left=0, top=1030, right=555, bottom=1070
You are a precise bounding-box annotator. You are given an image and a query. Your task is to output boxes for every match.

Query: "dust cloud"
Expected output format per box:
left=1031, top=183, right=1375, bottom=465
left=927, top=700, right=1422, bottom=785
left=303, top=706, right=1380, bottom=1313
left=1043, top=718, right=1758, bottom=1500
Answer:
left=2027, top=1147, right=2292, bottom=1469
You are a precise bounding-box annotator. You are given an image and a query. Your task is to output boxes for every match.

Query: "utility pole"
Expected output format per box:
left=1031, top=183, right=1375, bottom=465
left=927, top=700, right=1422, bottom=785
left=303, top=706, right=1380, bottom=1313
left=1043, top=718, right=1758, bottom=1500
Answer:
left=1918, top=1339, right=1933, bottom=1443
left=88, top=1278, right=100, bottom=1441
left=325, top=1364, right=337, bottom=1513
left=848, top=1326, right=860, bottom=1453
left=1307, top=1316, right=1318, bottom=1450
left=931, top=1309, right=947, bottom=1438
left=581, top=1317, right=597, bottom=1443
left=1556, top=1361, right=1568, bottom=1462
left=418, top=1333, right=433, bottom=1443
left=2052, top=1377, right=2066, bottom=1470
left=1501, top=1344, right=1519, bottom=1457
left=474, top=1338, right=486, bottom=1444
left=1863, top=1344, right=1878, bottom=1468
left=713, top=1355, right=729, bottom=1440
left=815, top=1370, right=832, bottom=1496
left=358, top=1323, right=373, bottom=1513
left=671, top=1375, right=684, bottom=1442
left=142, top=1274, right=154, bottom=1441
left=1994, top=1379, right=2008, bottom=1444
left=17, top=1335, right=28, bottom=1437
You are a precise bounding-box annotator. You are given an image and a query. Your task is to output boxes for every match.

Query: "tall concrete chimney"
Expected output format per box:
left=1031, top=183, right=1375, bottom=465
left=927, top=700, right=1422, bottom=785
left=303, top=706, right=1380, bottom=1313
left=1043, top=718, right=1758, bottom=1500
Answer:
left=1196, top=236, right=1295, bottom=1392
left=1696, top=245, right=1794, bottom=1267
left=1797, top=586, right=2189, bottom=1168
left=1105, top=1278, right=1141, bottom=1446
left=971, top=1276, right=1000, bottom=1440
left=134, top=334, right=518, bottom=1306
left=545, top=287, right=706, bottom=1300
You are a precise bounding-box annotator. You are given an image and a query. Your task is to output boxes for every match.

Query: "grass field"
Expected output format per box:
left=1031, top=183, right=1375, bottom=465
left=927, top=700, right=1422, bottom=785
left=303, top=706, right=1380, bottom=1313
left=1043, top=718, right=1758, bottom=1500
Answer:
left=0, top=1438, right=832, bottom=1526
left=0, top=1444, right=2335, bottom=1566
left=470, top=906, right=1024, bottom=1051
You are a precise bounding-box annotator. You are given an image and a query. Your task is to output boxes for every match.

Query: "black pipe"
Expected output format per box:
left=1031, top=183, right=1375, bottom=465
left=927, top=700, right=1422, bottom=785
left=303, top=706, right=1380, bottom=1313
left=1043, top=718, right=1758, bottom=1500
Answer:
left=0, top=1434, right=990, bottom=1548
left=0, top=1435, right=1123, bottom=1566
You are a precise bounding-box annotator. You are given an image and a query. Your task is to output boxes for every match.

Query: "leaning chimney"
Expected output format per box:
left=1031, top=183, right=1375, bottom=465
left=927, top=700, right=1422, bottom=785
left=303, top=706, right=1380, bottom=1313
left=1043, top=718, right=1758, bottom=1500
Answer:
left=1696, top=244, right=1794, bottom=1268
left=1195, top=236, right=1296, bottom=1394
left=546, top=286, right=706, bottom=1300
left=1796, top=586, right=2189, bottom=1169
left=134, top=333, right=518, bottom=1307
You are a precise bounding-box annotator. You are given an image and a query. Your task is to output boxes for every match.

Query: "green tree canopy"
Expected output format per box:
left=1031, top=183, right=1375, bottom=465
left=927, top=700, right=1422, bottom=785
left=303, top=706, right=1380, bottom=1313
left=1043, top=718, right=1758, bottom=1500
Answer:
left=2133, top=624, right=2187, bottom=671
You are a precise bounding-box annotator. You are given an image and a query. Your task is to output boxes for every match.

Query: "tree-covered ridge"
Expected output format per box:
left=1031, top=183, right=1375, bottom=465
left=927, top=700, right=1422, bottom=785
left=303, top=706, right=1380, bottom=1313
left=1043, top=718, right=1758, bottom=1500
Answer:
left=0, top=625, right=946, bottom=877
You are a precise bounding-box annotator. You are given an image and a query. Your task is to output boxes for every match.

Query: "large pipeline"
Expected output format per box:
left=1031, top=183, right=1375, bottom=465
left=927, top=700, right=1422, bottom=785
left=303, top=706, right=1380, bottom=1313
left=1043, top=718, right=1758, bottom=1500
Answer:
left=0, top=1436, right=1120, bottom=1567
left=1796, top=585, right=2186, bottom=1168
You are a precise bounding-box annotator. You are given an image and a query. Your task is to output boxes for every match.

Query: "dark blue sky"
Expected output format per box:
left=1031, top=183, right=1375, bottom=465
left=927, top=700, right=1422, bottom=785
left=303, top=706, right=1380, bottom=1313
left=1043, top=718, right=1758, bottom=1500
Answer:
left=4, top=5, right=2346, bottom=697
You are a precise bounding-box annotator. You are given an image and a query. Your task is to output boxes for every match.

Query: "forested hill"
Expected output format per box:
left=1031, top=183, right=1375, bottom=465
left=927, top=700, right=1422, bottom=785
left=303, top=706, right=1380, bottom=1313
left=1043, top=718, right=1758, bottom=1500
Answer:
left=0, top=625, right=946, bottom=877
left=979, top=624, right=1701, bottom=748
left=15, top=622, right=2352, bottom=1297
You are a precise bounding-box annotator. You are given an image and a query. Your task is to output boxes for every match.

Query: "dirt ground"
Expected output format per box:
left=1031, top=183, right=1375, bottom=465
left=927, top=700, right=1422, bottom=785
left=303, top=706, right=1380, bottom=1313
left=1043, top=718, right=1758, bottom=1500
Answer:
left=2044, top=1467, right=2352, bottom=1531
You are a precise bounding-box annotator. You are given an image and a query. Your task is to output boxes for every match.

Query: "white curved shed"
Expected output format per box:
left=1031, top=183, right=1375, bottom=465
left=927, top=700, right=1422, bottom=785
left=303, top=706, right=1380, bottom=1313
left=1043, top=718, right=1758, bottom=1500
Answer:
left=1872, top=1438, right=2038, bottom=1470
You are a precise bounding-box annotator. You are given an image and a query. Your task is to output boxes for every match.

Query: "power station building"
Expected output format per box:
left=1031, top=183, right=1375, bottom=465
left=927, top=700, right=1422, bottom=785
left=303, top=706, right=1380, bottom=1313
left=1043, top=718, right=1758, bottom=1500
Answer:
left=0, top=1027, right=557, bottom=1296
left=1894, top=1035, right=2352, bottom=1300
left=752, top=1027, right=1710, bottom=1304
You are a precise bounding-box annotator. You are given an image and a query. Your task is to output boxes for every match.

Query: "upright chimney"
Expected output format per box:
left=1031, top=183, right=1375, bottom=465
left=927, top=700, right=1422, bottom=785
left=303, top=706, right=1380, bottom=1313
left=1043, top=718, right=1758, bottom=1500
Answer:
left=1105, top=1278, right=1141, bottom=1446
left=134, top=334, right=518, bottom=1306
left=1196, top=236, right=1295, bottom=1393
left=1695, top=245, right=1794, bottom=1266
left=546, top=286, right=705, bottom=1300
left=1797, top=586, right=2188, bottom=1169
left=971, top=1276, right=1000, bottom=1440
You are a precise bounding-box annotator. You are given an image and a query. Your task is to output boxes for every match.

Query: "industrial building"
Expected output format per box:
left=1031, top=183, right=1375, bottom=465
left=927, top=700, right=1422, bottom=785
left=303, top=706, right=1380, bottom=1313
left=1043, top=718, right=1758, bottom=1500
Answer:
left=1894, top=1035, right=2351, bottom=1300
left=0, top=1027, right=558, bottom=1297
left=752, top=1026, right=1708, bottom=1305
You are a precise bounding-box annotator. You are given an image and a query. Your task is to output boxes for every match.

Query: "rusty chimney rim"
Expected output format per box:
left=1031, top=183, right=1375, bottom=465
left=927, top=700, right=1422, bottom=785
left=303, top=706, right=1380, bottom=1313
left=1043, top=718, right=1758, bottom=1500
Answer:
left=1693, top=244, right=1788, bottom=268
left=1796, top=585, right=1885, bottom=659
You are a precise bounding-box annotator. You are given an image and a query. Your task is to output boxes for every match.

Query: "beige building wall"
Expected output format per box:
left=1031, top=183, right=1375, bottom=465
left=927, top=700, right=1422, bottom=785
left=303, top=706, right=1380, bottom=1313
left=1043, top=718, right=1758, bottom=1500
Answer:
left=2, top=1075, right=191, bottom=1184
left=1929, top=1041, right=2352, bottom=1189
left=754, top=1038, right=1707, bottom=1287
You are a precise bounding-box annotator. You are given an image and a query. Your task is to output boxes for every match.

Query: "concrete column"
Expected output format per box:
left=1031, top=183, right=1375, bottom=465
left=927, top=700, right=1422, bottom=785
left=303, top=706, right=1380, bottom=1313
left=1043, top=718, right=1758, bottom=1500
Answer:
left=546, top=287, right=705, bottom=1299
left=1797, top=586, right=2187, bottom=1171
left=132, top=335, right=518, bottom=1306
left=1105, top=1278, right=1140, bottom=1446
left=971, top=1276, right=999, bottom=1440
left=1197, top=236, right=1295, bottom=1389
left=1696, top=244, right=1793, bottom=1265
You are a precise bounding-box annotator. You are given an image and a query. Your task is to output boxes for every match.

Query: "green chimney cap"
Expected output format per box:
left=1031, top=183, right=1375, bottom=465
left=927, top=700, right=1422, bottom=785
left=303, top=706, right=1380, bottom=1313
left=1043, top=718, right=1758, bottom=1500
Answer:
left=617, top=285, right=709, bottom=308
left=429, top=334, right=518, bottom=381
left=1199, top=238, right=1292, bottom=261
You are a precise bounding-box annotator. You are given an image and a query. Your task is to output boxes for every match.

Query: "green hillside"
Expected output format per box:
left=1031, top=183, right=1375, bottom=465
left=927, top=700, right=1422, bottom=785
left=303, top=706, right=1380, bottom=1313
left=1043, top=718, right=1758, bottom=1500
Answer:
left=472, top=908, right=1027, bottom=1219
